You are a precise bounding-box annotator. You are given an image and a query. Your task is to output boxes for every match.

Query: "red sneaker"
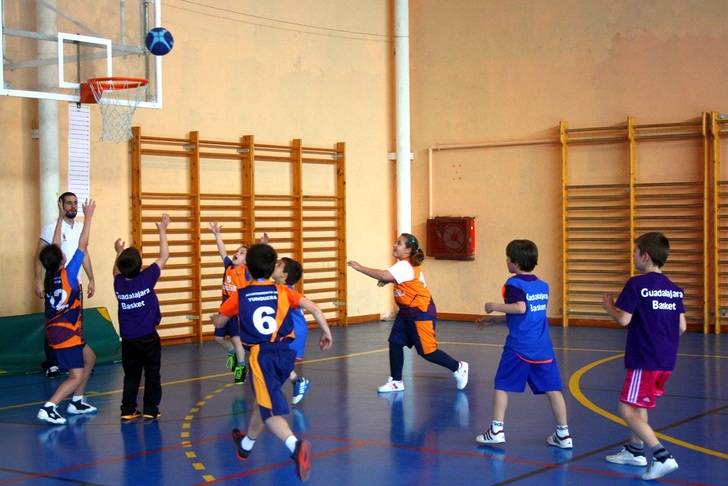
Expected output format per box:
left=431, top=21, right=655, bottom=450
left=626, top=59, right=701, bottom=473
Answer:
left=291, top=439, right=311, bottom=481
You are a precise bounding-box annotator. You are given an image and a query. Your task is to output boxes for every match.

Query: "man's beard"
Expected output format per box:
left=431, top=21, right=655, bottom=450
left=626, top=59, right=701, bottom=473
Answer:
left=65, top=210, right=77, bottom=219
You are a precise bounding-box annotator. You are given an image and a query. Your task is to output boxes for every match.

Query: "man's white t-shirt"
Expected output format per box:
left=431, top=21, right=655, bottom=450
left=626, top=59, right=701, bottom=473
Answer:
left=40, top=220, right=83, bottom=282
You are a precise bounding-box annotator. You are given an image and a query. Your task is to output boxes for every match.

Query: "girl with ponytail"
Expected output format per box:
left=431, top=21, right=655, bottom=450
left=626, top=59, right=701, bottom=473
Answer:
left=36, top=199, right=98, bottom=425
left=348, top=233, right=469, bottom=393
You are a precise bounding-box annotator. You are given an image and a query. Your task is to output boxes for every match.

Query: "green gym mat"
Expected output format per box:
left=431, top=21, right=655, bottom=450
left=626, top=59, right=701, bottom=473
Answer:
left=0, top=307, right=121, bottom=375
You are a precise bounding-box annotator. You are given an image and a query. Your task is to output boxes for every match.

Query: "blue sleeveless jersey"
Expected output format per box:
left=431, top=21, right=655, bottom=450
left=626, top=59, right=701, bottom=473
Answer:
left=503, top=275, right=554, bottom=362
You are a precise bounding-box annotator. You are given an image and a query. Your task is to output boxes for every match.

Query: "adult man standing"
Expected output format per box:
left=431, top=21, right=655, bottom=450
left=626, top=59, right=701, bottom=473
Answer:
left=34, top=192, right=96, bottom=377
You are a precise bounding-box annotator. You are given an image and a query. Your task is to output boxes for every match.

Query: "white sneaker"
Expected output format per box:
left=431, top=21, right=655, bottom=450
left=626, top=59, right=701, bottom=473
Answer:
left=605, top=446, right=647, bottom=466
left=453, top=361, right=469, bottom=390
left=67, top=400, right=97, bottom=415
left=546, top=432, right=573, bottom=449
left=377, top=377, right=404, bottom=393
left=37, top=405, right=66, bottom=425
left=476, top=427, right=505, bottom=444
left=641, top=457, right=678, bottom=480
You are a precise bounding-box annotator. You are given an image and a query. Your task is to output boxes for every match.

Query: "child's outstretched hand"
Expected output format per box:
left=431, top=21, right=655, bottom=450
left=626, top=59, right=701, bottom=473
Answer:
left=209, top=222, right=222, bottom=235
left=347, top=260, right=362, bottom=272
left=475, top=316, right=491, bottom=329
left=484, top=302, right=496, bottom=313
left=319, top=329, right=333, bottom=351
left=82, top=199, right=96, bottom=217
left=258, top=232, right=269, bottom=244
left=602, top=293, right=615, bottom=310
left=156, top=213, right=171, bottom=231
left=114, top=238, right=125, bottom=253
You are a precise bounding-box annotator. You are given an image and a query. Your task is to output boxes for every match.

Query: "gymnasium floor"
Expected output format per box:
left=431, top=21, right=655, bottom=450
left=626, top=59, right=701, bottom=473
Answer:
left=0, top=321, right=725, bottom=485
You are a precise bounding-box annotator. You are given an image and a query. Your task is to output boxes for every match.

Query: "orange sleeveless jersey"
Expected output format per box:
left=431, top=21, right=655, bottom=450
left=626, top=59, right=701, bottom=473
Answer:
left=393, top=262, right=433, bottom=313
left=44, top=268, right=84, bottom=349
left=222, top=263, right=249, bottom=303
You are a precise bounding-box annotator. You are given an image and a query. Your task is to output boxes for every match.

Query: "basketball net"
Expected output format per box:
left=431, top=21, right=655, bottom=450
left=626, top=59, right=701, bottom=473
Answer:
left=87, top=77, right=148, bottom=142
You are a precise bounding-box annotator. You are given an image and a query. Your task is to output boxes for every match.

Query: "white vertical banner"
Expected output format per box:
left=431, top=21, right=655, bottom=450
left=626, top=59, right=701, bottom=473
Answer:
left=68, top=104, right=91, bottom=214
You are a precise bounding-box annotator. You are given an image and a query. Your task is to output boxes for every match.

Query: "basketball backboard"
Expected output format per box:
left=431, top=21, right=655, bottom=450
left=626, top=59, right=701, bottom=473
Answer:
left=1, top=0, right=162, bottom=108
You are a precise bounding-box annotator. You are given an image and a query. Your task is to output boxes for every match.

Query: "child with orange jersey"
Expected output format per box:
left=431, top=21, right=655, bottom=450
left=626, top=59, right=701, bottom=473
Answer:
left=209, top=222, right=250, bottom=384
left=348, top=233, right=468, bottom=393
left=37, top=199, right=97, bottom=425
left=212, top=243, right=332, bottom=482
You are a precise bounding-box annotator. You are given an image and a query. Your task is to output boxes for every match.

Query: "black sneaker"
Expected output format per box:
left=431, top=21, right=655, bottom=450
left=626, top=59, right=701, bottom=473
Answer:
left=45, top=366, right=61, bottom=378
left=67, top=399, right=97, bottom=414
left=233, top=364, right=248, bottom=384
left=291, top=439, right=311, bottom=482
left=37, top=404, right=66, bottom=425
left=232, top=428, right=251, bottom=461
left=142, top=411, right=161, bottom=421
left=121, top=410, right=142, bottom=423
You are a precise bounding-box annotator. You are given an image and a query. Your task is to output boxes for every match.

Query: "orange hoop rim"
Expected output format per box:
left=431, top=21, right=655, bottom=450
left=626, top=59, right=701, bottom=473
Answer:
left=87, top=76, right=148, bottom=92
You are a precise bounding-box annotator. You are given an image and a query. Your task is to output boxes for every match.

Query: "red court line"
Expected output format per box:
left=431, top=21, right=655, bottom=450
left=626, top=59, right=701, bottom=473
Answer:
left=0, top=433, right=227, bottom=486
left=198, top=442, right=370, bottom=485
left=195, top=432, right=714, bottom=486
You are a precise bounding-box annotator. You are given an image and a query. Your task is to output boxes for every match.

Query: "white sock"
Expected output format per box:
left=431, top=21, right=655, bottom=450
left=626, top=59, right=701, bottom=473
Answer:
left=284, top=435, right=298, bottom=453
left=491, top=420, right=504, bottom=433
left=556, top=424, right=570, bottom=438
left=241, top=435, right=256, bottom=451
left=44, top=401, right=56, bottom=408
left=72, top=395, right=84, bottom=402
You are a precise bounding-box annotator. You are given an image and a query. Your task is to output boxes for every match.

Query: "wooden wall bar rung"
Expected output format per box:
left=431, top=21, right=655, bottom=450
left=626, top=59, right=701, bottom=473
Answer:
left=140, top=149, right=192, bottom=157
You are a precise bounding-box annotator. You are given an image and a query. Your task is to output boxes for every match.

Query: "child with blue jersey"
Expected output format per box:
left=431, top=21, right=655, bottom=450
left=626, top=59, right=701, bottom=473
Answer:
left=272, top=257, right=310, bottom=404
left=209, top=222, right=250, bottom=384
left=37, top=199, right=97, bottom=425
left=476, top=240, right=572, bottom=449
left=113, top=213, right=170, bottom=421
left=603, top=232, right=685, bottom=480
left=212, top=244, right=333, bottom=482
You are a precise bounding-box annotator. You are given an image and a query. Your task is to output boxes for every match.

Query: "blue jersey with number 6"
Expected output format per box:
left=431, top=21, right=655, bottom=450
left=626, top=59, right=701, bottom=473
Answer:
left=219, top=280, right=301, bottom=345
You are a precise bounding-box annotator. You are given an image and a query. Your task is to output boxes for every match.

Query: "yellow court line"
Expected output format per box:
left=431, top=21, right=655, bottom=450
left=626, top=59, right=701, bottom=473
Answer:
left=440, top=341, right=728, bottom=359
left=568, top=353, right=728, bottom=461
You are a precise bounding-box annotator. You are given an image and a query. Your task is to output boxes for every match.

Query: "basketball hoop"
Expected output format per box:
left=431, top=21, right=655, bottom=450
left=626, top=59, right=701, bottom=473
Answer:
left=81, top=77, right=148, bottom=142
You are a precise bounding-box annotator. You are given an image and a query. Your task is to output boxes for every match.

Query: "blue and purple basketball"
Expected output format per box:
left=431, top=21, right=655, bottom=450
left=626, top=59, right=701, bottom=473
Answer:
left=145, top=27, right=174, bottom=56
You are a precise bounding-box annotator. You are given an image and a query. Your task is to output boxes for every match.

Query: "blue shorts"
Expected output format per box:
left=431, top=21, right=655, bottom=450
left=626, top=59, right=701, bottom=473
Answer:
left=214, top=316, right=241, bottom=338
left=54, top=344, right=85, bottom=370
left=288, top=311, right=308, bottom=360
left=494, top=347, right=562, bottom=394
left=388, top=313, right=439, bottom=356
left=248, top=343, right=296, bottom=420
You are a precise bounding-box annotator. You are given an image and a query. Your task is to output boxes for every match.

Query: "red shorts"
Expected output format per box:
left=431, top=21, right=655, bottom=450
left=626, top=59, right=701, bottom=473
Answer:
left=619, top=369, right=671, bottom=409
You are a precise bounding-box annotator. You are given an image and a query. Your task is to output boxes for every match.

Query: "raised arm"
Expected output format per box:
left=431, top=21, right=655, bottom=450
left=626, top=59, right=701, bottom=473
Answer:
left=155, top=213, right=171, bottom=270
left=298, top=297, right=333, bottom=350
left=347, top=261, right=396, bottom=283
left=208, top=222, right=228, bottom=261
left=51, top=200, right=65, bottom=247
left=77, top=199, right=95, bottom=252
left=113, top=238, right=125, bottom=277
left=602, top=293, right=632, bottom=327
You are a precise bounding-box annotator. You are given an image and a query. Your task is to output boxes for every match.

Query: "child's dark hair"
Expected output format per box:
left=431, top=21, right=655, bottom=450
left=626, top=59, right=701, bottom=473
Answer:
left=39, top=244, right=63, bottom=295
left=117, top=247, right=143, bottom=278
left=400, top=233, right=425, bottom=266
left=280, top=257, right=303, bottom=285
left=506, top=239, right=538, bottom=272
left=636, top=232, right=669, bottom=267
left=246, top=243, right=277, bottom=279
